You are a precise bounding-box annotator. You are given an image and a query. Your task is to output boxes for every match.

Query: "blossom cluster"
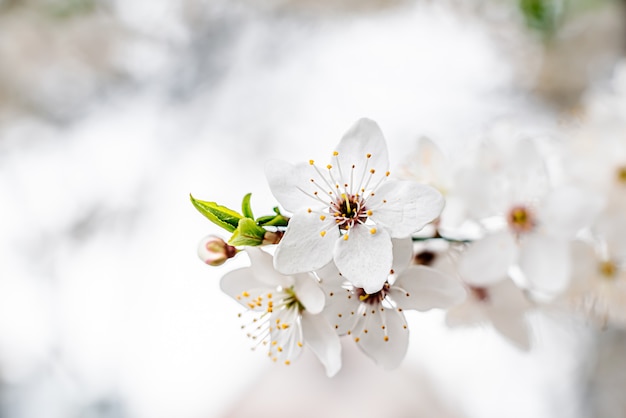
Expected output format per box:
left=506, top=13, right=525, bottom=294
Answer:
left=192, top=66, right=626, bottom=376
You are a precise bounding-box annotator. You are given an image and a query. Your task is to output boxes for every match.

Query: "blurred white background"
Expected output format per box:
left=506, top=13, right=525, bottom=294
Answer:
left=1, top=0, right=625, bottom=417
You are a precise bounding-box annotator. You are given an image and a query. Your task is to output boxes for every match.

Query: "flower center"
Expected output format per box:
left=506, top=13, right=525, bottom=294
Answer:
left=331, top=193, right=368, bottom=230
left=617, top=166, right=626, bottom=184
left=283, top=287, right=305, bottom=312
left=470, top=286, right=490, bottom=302
left=414, top=250, right=437, bottom=266
left=507, top=205, right=535, bottom=235
left=355, top=282, right=390, bottom=305
left=599, top=260, right=617, bottom=280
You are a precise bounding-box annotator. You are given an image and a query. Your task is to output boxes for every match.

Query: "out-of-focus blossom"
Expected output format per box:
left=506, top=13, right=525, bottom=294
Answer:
left=318, top=238, right=465, bottom=369
left=266, top=118, right=444, bottom=293
left=455, top=132, right=602, bottom=295
left=446, top=277, right=533, bottom=350
left=563, top=241, right=626, bottom=328
left=220, top=248, right=341, bottom=376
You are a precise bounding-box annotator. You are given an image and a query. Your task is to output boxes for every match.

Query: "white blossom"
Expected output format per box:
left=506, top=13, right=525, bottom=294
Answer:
left=220, top=248, right=342, bottom=376
left=266, top=118, right=444, bottom=293
left=318, top=238, right=465, bottom=369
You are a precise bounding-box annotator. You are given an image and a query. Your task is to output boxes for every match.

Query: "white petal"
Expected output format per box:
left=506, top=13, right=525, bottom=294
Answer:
left=458, top=231, right=518, bottom=286
left=368, top=181, right=444, bottom=237
left=333, top=118, right=389, bottom=186
left=391, top=237, right=414, bottom=276
left=315, top=261, right=342, bottom=284
left=220, top=268, right=272, bottom=311
left=320, top=281, right=360, bottom=335
left=490, top=312, right=531, bottom=351
left=569, top=240, right=597, bottom=285
left=405, top=136, right=452, bottom=191
left=486, top=278, right=531, bottom=311
left=354, top=306, right=408, bottom=370
left=334, top=225, right=392, bottom=293
left=445, top=302, right=487, bottom=327
left=268, top=308, right=305, bottom=363
left=246, top=248, right=292, bottom=288
left=519, top=232, right=571, bottom=294
left=540, top=186, right=603, bottom=239
left=265, top=160, right=329, bottom=213
left=293, top=274, right=325, bottom=315
left=302, top=312, right=342, bottom=377
left=274, top=211, right=339, bottom=274
left=391, top=266, right=466, bottom=311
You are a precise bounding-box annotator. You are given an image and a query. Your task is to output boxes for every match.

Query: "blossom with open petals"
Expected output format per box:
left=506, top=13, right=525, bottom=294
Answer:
left=220, top=248, right=341, bottom=376
left=318, top=238, right=465, bottom=369
left=266, top=118, right=444, bottom=293
left=563, top=241, right=626, bottom=328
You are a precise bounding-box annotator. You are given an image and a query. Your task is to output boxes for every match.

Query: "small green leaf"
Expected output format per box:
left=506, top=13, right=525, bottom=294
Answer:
left=190, top=194, right=242, bottom=232
left=228, top=218, right=267, bottom=246
left=258, top=214, right=289, bottom=227
left=242, top=193, right=254, bottom=219
left=255, top=215, right=276, bottom=225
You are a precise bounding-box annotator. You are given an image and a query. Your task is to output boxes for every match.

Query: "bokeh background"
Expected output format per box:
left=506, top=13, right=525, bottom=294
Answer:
left=1, top=0, right=626, bottom=417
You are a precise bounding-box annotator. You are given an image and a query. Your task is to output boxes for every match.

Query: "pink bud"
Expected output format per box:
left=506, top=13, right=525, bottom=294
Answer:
left=197, top=235, right=237, bottom=266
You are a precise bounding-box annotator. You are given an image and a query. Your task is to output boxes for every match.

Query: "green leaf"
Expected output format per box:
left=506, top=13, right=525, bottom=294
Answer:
left=241, top=193, right=254, bottom=219
left=228, top=218, right=267, bottom=246
left=190, top=194, right=242, bottom=232
left=257, top=214, right=289, bottom=227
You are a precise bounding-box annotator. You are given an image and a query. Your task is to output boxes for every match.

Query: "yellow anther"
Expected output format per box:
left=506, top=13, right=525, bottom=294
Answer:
left=277, top=346, right=283, bottom=352
left=385, top=171, right=390, bottom=176
left=343, top=234, right=349, bottom=241
left=366, top=153, right=372, bottom=158
left=271, top=340, right=277, bottom=345
left=370, top=228, right=377, bottom=234
left=320, top=215, right=326, bottom=221
left=272, top=357, right=277, bottom=362
left=267, top=293, right=272, bottom=298
left=327, top=164, right=332, bottom=169
left=384, top=336, right=389, bottom=342
left=370, top=169, right=375, bottom=174
left=354, top=337, right=360, bottom=342
left=320, top=231, right=326, bottom=237
left=307, top=208, right=312, bottom=213
left=281, top=323, right=289, bottom=329
left=309, top=160, right=315, bottom=165
left=297, top=341, right=303, bottom=347
left=366, top=210, right=373, bottom=216
left=364, top=329, right=368, bottom=334
left=242, top=291, right=250, bottom=297
left=333, top=151, right=339, bottom=156
left=284, top=360, right=291, bottom=365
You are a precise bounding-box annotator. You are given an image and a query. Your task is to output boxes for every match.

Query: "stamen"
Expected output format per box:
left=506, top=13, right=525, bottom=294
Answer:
left=296, top=186, right=332, bottom=206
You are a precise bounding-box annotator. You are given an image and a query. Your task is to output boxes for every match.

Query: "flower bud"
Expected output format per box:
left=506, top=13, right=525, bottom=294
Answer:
left=198, top=235, right=237, bottom=266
